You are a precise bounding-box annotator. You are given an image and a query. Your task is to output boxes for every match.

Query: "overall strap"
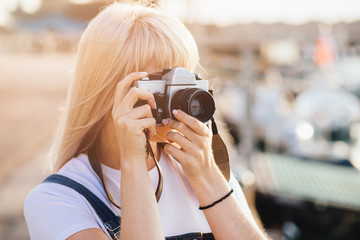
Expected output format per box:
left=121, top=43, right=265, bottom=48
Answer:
left=43, top=174, right=120, bottom=240
left=166, top=232, right=215, bottom=240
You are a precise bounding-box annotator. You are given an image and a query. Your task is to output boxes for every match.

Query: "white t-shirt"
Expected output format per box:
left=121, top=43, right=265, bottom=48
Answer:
left=24, top=151, right=253, bottom=240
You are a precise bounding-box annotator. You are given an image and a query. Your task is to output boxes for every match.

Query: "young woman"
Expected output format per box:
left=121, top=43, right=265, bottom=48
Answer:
left=24, top=2, right=268, bottom=240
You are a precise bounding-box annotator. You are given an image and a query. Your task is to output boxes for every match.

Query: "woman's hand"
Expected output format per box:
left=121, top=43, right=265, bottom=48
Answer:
left=162, top=109, right=217, bottom=180
left=163, top=110, right=268, bottom=240
left=111, top=72, right=156, bottom=167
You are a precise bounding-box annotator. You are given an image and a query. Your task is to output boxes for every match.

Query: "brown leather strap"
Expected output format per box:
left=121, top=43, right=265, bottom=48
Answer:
left=88, top=141, right=164, bottom=210
left=88, top=144, right=121, bottom=209
left=147, top=141, right=163, bottom=201
left=211, top=117, right=231, bottom=182
left=209, top=90, right=231, bottom=182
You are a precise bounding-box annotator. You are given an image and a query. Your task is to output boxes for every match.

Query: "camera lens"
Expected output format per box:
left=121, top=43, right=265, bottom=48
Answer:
left=171, top=88, right=215, bottom=122
left=189, top=98, right=201, bottom=116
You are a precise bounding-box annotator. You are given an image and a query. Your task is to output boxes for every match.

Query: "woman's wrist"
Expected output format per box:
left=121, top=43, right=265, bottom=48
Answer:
left=199, top=189, right=234, bottom=210
left=187, top=165, right=232, bottom=208
left=120, top=156, right=148, bottom=173
left=187, top=163, right=224, bottom=186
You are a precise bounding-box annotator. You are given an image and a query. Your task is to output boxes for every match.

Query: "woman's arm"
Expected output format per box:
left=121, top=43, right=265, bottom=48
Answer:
left=163, top=110, right=268, bottom=240
left=187, top=168, right=267, bottom=240
left=68, top=72, right=164, bottom=240
left=113, top=72, right=164, bottom=240
left=119, top=159, right=163, bottom=240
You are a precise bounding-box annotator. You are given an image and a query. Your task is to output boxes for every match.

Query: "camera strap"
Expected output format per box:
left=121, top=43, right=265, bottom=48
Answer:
left=147, top=141, right=164, bottom=201
left=88, top=141, right=163, bottom=209
left=211, top=117, right=231, bottom=182
left=208, top=87, right=230, bottom=182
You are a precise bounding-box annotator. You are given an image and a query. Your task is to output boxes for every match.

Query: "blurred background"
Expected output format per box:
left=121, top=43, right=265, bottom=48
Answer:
left=1, top=0, right=360, bottom=239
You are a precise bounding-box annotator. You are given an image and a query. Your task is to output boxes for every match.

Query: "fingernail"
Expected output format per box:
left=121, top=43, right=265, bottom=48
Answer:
left=172, top=109, right=179, bottom=115
left=139, top=72, right=148, bottom=75
left=162, top=119, right=168, bottom=125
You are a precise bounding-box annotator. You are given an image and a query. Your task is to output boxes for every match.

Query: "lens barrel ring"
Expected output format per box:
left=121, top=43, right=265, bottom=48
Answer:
left=170, top=88, right=215, bottom=122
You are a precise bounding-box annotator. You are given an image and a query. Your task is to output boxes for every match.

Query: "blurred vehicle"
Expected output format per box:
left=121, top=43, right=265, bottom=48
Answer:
left=289, top=84, right=360, bottom=166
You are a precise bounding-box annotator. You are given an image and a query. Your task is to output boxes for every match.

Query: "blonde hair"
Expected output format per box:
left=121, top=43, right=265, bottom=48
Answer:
left=49, top=2, right=200, bottom=172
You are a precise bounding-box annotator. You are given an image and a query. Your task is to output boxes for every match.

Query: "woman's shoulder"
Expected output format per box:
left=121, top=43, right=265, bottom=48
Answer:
left=24, top=154, right=95, bottom=212
left=24, top=154, right=105, bottom=240
left=25, top=154, right=105, bottom=204
left=24, top=181, right=100, bottom=240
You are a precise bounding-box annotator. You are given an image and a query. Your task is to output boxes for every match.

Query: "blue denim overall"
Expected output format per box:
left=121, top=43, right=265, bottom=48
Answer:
left=43, top=174, right=215, bottom=240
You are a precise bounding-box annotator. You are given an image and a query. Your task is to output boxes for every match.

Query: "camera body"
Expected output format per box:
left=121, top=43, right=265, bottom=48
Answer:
left=134, top=67, right=215, bottom=124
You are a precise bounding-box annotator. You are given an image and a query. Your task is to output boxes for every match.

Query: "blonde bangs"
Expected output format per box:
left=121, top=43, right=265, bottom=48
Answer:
left=112, top=9, right=199, bottom=76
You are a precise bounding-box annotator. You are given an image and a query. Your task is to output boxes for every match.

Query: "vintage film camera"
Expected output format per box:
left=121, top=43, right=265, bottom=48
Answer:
left=134, top=67, right=215, bottom=124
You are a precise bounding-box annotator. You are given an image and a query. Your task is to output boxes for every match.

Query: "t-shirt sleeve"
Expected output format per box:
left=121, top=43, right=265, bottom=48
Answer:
left=24, top=184, right=101, bottom=240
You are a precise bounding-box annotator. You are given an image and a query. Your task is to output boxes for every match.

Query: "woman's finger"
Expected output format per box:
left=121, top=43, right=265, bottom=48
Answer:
left=162, top=118, right=203, bottom=145
left=120, top=104, right=156, bottom=138
left=164, top=143, right=192, bottom=165
left=144, top=121, right=156, bottom=141
left=128, top=104, right=154, bottom=119
left=139, top=118, right=156, bottom=139
left=162, top=118, right=194, bottom=139
left=113, top=72, right=148, bottom=108
left=171, top=109, right=210, bottom=136
left=166, top=131, right=195, bottom=153
left=120, top=87, right=156, bottom=111
left=129, top=104, right=156, bottom=139
left=128, top=117, right=156, bottom=137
